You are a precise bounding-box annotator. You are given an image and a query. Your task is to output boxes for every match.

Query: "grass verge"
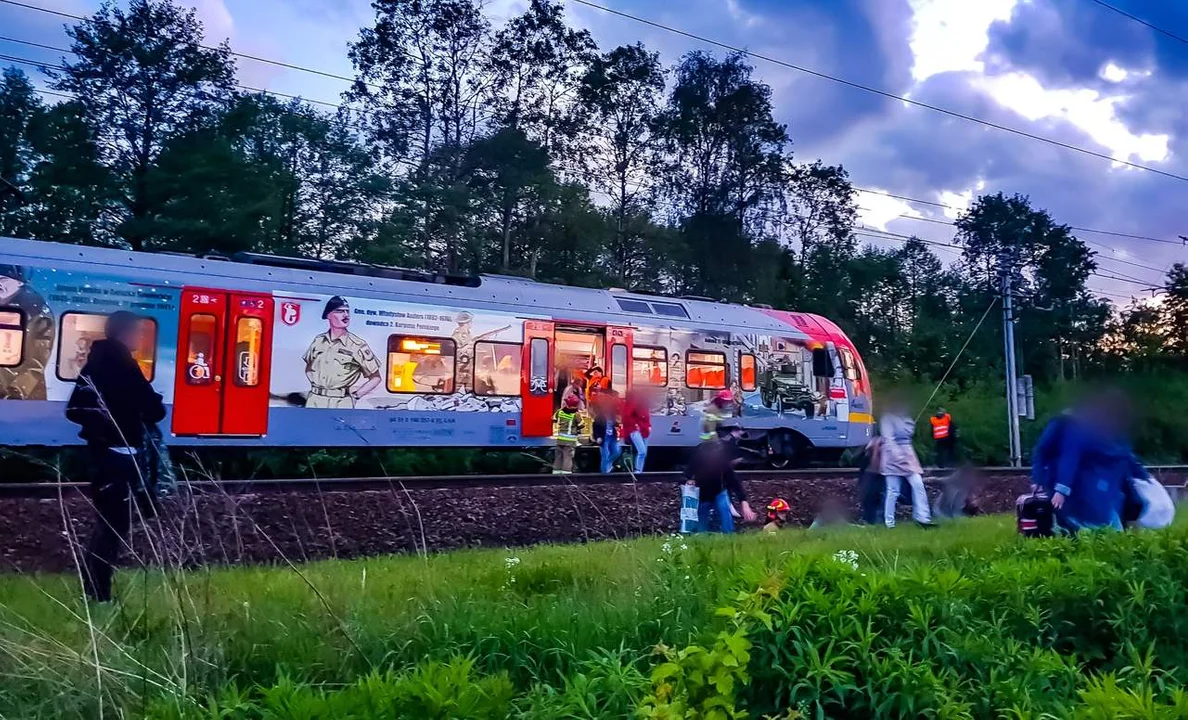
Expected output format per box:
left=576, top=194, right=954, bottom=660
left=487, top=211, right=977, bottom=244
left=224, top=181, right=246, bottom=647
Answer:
left=1, top=517, right=1187, bottom=717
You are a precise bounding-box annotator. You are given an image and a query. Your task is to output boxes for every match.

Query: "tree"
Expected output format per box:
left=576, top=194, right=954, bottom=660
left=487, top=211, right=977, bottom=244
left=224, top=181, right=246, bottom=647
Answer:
left=224, top=95, right=391, bottom=259
left=488, top=0, right=595, bottom=159
left=349, top=0, right=492, bottom=270
left=0, top=68, right=42, bottom=235
left=49, top=0, right=236, bottom=250
left=579, top=43, right=664, bottom=288
left=954, top=192, right=1104, bottom=382
left=20, top=102, right=116, bottom=245
left=1163, top=264, right=1188, bottom=360
left=466, top=126, right=555, bottom=273
left=781, top=160, right=859, bottom=317
left=655, top=52, right=789, bottom=301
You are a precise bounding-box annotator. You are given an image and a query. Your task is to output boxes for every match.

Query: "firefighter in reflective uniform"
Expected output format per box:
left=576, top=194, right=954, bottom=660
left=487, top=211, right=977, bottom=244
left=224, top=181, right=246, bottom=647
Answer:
left=552, top=393, right=582, bottom=474
left=0, top=265, right=54, bottom=400
left=303, top=296, right=381, bottom=409
left=931, top=407, right=957, bottom=468
left=700, top=389, right=735, bottom=440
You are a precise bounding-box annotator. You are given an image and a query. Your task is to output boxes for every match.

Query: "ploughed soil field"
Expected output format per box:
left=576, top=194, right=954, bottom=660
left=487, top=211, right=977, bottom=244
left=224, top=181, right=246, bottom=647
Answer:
left=2, top=467, right=1185, bottom=573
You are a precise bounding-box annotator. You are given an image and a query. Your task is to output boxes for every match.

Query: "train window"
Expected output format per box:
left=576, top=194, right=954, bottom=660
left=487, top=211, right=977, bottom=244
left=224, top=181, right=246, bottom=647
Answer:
left=0, top=308, right=24, bottom=367
left=184, top=314, right=217, bottom=385
left=610, top=343, right=628, bottom=391
left=616, top=298, right=652, bottom=314
left=632, top=346, right=667, bottom=387
left=473, top=341, right=521, bottom=396
left=529, top=338, right=549, bottom=396
left=839, top=347, right=859, bottom=382
left=739, top=353, right=757, bottom=391
left=57, top=312, right=157, bottom=382
left=386, top=336, right=456, bottom=394
left=232, top=317, right=263, bottom=387
left=685, top=351, right=727, bottom=389
left=650, top=301, right=689, bottom=319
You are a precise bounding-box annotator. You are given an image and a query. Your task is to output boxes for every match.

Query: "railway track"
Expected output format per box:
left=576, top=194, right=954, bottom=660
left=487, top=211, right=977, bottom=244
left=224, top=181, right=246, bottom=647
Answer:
left=4, top=465, right=1187, bottom=499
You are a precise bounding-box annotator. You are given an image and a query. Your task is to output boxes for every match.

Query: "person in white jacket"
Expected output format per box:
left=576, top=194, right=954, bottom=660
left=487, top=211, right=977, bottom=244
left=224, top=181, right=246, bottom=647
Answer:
left=878, top=394, right=933, bottom=528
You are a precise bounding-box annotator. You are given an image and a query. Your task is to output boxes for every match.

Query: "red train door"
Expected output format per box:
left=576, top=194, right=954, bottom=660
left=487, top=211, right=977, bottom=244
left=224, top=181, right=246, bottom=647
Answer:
left=521, top=320, right=554, bottom=438
left=173, top=288, right=274, bottom=437
left=606, top=326, right=633, bottom=394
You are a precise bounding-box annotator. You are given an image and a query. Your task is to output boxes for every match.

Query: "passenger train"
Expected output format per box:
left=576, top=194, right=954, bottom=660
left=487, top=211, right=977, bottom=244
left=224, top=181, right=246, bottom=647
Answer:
left=0, top=237, right=873, bottom=465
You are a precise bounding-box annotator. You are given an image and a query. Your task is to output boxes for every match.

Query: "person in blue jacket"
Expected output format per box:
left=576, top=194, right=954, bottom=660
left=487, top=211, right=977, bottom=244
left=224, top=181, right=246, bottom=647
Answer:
left=1043, top=388, right=1146, bottom=532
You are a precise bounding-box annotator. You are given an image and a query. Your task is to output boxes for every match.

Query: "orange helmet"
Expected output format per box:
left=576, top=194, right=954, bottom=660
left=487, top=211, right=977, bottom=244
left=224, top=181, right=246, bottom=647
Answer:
left=715, top=389, right=734, bottom=404
left=767, top=498, right=790, bottom=513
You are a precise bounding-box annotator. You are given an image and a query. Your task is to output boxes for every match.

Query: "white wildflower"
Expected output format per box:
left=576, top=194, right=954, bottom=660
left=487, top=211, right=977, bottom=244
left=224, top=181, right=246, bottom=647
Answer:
left=832, top=549, right=860, bottom=570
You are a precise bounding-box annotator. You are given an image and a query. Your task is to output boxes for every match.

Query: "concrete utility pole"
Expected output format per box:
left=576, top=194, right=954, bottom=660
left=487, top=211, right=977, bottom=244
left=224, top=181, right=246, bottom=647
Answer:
left=1001, top=263, right=1022, bottom=467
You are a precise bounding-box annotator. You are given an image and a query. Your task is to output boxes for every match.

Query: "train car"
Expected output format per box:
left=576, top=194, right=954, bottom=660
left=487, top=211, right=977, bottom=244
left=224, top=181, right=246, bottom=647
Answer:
left=0, top=237, right=873, bottom=464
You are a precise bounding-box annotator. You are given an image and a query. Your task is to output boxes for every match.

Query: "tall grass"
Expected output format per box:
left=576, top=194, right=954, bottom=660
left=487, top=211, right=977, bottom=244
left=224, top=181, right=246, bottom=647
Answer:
left=1, top=519, right=1186, bottom=717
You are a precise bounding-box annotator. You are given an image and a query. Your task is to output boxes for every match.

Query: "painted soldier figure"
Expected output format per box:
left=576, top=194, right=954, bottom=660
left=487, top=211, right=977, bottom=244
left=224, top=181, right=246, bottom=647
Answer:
left=451, top=311, right=508, bottom=392
left=303, top=296, right=381, bottom=409
left=0, top=265, right=54, bottom=400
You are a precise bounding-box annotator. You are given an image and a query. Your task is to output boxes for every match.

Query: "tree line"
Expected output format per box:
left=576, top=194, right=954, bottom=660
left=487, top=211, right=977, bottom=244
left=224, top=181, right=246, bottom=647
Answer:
left=1, top=0, right=1185, bottom=390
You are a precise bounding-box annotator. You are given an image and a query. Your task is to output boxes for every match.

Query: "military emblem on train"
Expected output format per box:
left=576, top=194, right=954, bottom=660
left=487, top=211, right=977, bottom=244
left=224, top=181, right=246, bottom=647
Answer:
left=302, top=296, right=381, bottom=409
left=0, top=265, right=54, bottom=401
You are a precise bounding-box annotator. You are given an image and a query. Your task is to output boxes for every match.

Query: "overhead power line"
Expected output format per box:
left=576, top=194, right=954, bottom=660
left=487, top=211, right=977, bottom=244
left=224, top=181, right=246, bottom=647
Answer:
left=564, top=0, right=1188, bottom=184
left=9, top=0, right=1188, bottom=183
left=879, top=208, right=1170, bottom=279
left=854, top=186, right=1184, bottom=246
left=1085, top=0, right=1188, bottom=47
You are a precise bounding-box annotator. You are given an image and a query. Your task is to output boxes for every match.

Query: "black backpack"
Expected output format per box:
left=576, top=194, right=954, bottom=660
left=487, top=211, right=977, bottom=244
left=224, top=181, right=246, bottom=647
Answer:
left=1016, top=490, right=1054, bottom=538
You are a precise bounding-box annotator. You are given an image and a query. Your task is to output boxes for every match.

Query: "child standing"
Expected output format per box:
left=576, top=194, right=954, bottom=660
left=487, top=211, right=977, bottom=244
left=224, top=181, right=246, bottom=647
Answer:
left=553, top=394, right=582, bottom=474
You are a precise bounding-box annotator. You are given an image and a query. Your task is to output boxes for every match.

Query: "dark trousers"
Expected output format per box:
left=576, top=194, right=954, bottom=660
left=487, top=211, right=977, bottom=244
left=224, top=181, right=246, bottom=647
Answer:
left=83, top=449, right=137, bottom=602
left=935, top=438, right=957, bottom=468
left=857, top=471, right=884, bottom=525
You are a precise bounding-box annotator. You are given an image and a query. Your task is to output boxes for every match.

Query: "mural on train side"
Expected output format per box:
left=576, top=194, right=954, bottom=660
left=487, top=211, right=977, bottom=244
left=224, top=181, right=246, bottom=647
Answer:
left=0, top=262, right=866, bottom=428
left=268, top=291, right=528, bottom=413
left=630, top=325, right=856, bottom=423
left=0, top=264, right=180, bottom=402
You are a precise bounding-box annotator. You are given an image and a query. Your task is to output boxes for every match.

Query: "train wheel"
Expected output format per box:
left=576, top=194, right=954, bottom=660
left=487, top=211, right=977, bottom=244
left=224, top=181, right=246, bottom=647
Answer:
left=767, top=432, right=799, bottom=469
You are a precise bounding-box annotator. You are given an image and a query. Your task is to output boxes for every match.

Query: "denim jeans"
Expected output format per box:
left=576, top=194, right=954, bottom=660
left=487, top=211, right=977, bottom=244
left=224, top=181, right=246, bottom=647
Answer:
left=884, top=473, right=931, bottom=527
left=600, top=438, right=622, bottom=474
left=629, top=431, right=648, bottom=473
left=698, top=490, right=735, bottom=533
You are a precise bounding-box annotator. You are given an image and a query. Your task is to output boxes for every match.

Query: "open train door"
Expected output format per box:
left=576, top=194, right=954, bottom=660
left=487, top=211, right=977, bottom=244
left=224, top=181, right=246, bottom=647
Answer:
left=606, top=325, right=634, bottom=394
left=172, top=288, right=274, bottom=437
left=520, top=320, right=555, bottom=438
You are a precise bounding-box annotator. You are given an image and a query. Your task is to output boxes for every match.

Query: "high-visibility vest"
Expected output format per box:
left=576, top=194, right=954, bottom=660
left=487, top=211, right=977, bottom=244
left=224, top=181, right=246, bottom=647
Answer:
left=553, top=409, right=581, bottom=444
left=931, top=414, right=951, bottom=440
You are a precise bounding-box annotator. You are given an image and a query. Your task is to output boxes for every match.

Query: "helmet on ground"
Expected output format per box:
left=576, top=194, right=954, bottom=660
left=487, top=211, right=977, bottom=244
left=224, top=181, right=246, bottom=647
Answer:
left=563, top=394, right=581, bottom=410
left=715, top=389, right=734, bottom=403
left=767, top=498, right=790, bottom=513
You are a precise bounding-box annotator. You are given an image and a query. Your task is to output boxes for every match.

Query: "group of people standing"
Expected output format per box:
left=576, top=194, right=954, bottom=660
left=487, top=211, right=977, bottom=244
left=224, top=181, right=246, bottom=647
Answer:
left=552, top=373, right=651, bottom=475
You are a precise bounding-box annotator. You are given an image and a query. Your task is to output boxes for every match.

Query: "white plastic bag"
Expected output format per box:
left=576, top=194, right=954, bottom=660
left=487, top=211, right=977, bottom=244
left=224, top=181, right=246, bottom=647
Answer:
left=1131, top=477, right=1175, bottom=530
left=680, top=484, right=700, bottom=534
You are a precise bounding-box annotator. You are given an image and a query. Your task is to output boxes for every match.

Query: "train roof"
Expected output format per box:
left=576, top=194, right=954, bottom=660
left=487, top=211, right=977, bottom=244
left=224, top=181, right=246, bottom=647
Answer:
left=0, top=237, right=832, bottom=340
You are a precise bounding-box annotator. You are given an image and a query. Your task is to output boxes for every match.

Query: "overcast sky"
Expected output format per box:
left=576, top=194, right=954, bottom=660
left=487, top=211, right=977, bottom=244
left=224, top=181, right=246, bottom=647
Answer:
left=2, top=0, right=1185, bottom=303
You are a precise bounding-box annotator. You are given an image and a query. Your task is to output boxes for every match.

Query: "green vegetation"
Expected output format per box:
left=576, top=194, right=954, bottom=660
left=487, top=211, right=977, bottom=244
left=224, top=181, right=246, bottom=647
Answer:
left=895, top=372, right=1188, bottom=466
left=4, top=518, right=1188, bottom=717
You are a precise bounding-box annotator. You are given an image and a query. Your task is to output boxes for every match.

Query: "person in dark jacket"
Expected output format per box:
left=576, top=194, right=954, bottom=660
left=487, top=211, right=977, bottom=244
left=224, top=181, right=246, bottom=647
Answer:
left=593, top=390, right=622, bottom=473
left=1043, top=388, right=1147, bottom=532
left=65, top=311, right=165, bottom=602
left=683, top=424, right=756, bottom=533
left=855, top=437, right=885, bottom=525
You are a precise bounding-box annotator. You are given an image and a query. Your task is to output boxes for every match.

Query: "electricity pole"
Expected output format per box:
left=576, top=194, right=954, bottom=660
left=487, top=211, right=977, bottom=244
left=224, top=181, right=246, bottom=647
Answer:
left=1001, top=262, right=1022, bottom=467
